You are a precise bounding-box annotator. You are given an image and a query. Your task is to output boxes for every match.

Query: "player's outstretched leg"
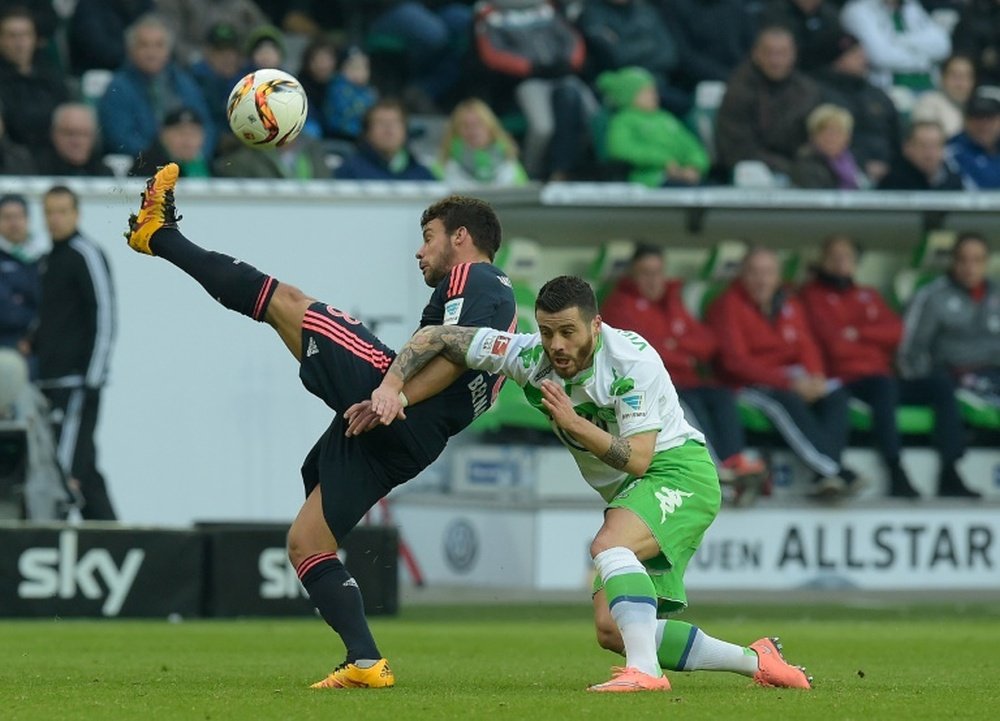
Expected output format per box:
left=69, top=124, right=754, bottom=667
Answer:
left=125, top=163, right=307, bottom=355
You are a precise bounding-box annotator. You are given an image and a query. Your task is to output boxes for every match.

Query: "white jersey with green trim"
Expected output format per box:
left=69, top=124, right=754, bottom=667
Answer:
left=465, top=322, right=704, bottom=501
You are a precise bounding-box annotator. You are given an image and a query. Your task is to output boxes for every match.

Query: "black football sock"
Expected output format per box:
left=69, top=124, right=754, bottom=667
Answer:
left=296, top=552, right=381, bottom=663
left=149, top=226, right=278, bottom=321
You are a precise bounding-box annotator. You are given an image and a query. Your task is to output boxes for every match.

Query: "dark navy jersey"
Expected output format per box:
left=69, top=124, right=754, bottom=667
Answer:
left=406, top=261, right=516, bottom=451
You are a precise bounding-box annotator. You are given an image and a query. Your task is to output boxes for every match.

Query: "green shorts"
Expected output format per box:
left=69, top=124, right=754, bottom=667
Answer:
left=593, top=439, right=721, bottom=615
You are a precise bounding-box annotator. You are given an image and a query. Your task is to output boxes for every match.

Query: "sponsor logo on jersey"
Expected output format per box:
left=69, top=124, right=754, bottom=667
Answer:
left=619, top=392, right=646, bottom=421
left=480, top=332, right=500, bottom=354
left=490, top=335, right=510, bottom=356
left=610, top=369, right=635, bottom=396
left=497, top=275, right=512, bottom=288
left=443, top=298, right=464, bottom=325
left=306, top=337, right=319, bottom=357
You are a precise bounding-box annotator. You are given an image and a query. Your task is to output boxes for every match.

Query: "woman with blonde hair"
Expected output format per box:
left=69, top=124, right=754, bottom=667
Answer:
left=791, top=104, right=869, bottom=189
left=436, top=98, right=528, bottom=187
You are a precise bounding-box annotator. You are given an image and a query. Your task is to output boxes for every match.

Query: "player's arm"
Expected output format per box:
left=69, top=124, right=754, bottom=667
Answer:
left=539, top=379, right=657, bottom=476
left=399, top=355, right=466, bottom=406
left=371, top=325, right=481, bottom=422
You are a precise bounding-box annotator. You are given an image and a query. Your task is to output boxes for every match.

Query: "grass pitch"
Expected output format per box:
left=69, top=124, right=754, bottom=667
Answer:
left=2, top=602, right=997, bottom=721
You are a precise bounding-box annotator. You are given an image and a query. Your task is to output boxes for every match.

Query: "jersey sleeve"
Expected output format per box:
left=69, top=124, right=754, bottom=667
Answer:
left=615, top=356, right=668, bottom=438
left=464, top=329, right=538, bottom=386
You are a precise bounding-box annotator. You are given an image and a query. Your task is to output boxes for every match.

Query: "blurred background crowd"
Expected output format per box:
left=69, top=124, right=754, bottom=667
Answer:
left=2, top=0, right=1000, bottom=188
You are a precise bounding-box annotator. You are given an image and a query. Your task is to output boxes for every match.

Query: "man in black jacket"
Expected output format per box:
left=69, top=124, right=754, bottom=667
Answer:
left=878, top=121, right=965, bottom=190
left=35, top=186, right=117, bottom=520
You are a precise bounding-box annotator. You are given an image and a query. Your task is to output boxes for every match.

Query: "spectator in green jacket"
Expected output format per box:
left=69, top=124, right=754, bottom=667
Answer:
left=596, top=66, right=708, bottom=187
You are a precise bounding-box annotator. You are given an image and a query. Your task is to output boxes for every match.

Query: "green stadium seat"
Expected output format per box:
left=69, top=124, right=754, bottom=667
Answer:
left=587, top=240, right=637, bottom=307
left=957, top=390, right=1000, bottom=430
left=848, top=398, right=936, bottom=434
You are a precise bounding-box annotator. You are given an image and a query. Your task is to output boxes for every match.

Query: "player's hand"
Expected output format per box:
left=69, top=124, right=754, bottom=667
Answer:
left=370, top=384, right=407, bottom=425
left=343, top=400, right=383, bottom=437
left=540, top=379, right=580, bottom=431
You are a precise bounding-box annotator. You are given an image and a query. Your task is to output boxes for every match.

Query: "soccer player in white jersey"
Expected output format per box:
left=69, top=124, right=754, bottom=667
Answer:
left=360, top=275, right=813, bottom=693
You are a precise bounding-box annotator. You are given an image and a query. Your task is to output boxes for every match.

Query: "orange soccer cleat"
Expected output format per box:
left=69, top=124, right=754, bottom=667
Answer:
left=750, top=637, right=813, bottom=689
left=310, top=658, right=395, bottom=689
left=125, top=162, right=181, bottom=254
left=587, top=666, right=673, bottom=693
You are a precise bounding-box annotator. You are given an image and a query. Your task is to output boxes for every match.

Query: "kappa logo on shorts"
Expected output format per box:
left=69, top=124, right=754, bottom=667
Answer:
left=306, top=337, right=319, bottom=357
left=655, top=487, right=694, bottom=523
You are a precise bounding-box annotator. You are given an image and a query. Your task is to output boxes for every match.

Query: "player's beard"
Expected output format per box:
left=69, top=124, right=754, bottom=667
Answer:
left=422, top=244, right=457, bottom=288
left=548, top=330, right=596, bottom=379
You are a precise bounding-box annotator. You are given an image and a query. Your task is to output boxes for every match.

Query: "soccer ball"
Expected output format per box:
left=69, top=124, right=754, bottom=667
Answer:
left=226, top=68, right=308, bottom=149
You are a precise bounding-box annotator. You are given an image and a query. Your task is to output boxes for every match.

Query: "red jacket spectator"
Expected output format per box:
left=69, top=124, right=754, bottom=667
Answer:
left=707, top=281, right=825, bottom=389
left=799, top=276, right=902, bottom=383
left=601, top=277, right=717, bottom=388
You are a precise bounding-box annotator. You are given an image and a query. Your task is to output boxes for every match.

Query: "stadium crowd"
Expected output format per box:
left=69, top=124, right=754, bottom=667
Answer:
left=0, top=0, right=1000, bottom=185
left=0, top=0, right=998, bottom=516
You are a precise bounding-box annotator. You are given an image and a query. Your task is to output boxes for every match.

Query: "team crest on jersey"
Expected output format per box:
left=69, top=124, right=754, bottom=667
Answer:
left=444, top=298, right=464, bottom=325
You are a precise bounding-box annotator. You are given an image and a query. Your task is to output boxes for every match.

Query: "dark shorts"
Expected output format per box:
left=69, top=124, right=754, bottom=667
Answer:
left=298, top=302, right=428, bottom=540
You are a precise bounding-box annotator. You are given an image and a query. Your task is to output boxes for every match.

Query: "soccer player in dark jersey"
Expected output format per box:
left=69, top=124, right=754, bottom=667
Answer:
left=125, top=164, right=516, bottom=689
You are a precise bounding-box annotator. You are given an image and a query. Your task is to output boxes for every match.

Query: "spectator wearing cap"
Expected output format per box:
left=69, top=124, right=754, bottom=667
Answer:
left=812, top=33, right=899, bottom=184
left=879, top=121, right=965, bottom=190
left=0, top=193, right=40, bottom=359
left=246, top=24, right=285, bottom=71
left=946, top=87, right=1000, bottom=188
left=324, top=46, right=378, bottom=141
left=36, top=103, right=112, bottom=177
left=0, top=6, right=69, bottom=151
left=68, top=0, right=153, bottom=74
left=839, top=0, right=950, bottom=91
left=790, top=104, right=868, bottom=189
left=156, top=0, right=267, bottom=66
left=191, top=22, right=251, bottom=146
left=760, top=0, right=846, bottom=74
left=99, top=14, right=214, bottom=160
left=131, top=107, right=211, bottom=177
left=596, top=66, right=708, bottom=187
left=715, top=25, right=822, bottom=179
left=0, top=110, right=33, bottom=174
left=911, top=55, right=976, bottom=140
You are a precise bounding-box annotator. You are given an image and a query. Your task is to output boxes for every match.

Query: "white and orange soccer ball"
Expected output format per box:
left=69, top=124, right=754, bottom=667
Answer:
left=226, top=68, right=308, bottom=149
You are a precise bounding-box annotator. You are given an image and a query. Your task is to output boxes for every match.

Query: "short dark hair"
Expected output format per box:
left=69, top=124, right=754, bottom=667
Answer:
left=420, top=195, right=502, bottom=260
left=821, top=233, right=861, bottom=258
left=0, top=193, right=27, bottom=213
left=43, top=185, right=78, bottom=210
left=362, top=97, right=407, bottom=135
left=0, top=5, right=35, bottom=29
left=953, top=231, right=989, bottom=257
left=536, top=275, right=597, bottom=320
left=630, top=242, right=662, bottom=265
left=754, top=24, right=795, bottom=48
